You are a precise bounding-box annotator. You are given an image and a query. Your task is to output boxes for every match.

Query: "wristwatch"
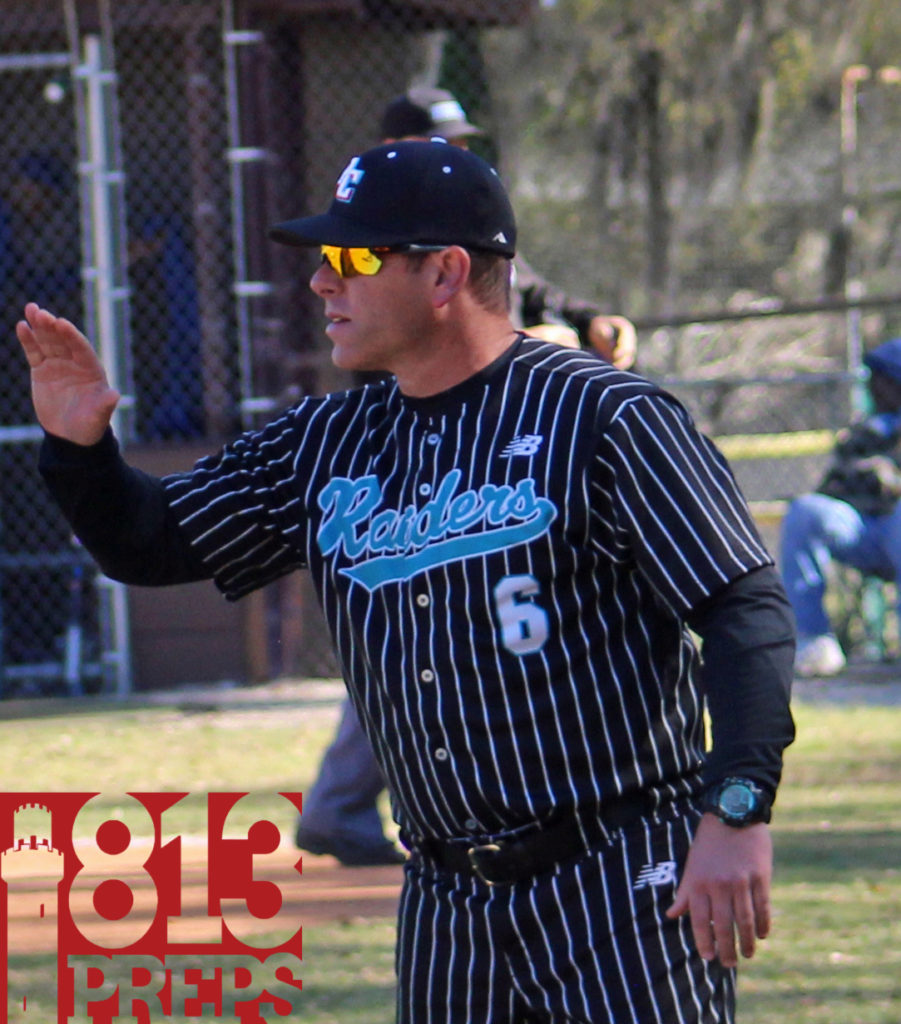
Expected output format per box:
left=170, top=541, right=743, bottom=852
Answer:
left=703, top=777, right=772, bottom=828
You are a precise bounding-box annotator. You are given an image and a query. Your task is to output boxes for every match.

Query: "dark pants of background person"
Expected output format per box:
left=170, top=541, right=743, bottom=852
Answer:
left=299, top=696, right=389, bottom=846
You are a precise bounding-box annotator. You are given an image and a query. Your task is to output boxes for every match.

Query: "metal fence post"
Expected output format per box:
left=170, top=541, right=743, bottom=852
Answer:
left=74, top=29, right=133, bottom=698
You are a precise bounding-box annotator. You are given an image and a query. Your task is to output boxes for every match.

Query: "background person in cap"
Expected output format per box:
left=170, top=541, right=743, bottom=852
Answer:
left=19, top=138, right=795, bottom=1024
left=297, top=87, right=639, bottom=865
left=1, top=150, right=81, bottom=329
left=381, top=85, right=637, bottom=368
left=781, top=335, right=901, bottom=677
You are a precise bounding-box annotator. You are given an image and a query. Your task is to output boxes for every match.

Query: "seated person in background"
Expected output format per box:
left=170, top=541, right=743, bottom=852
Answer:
left=781, top=336, right=901, bottom=677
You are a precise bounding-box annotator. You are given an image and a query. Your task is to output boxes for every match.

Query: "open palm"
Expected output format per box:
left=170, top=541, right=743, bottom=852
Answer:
left=16, top=303, right=120, bottom=446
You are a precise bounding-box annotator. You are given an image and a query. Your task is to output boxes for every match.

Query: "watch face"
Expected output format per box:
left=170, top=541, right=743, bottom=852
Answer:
left=720, top=783, right=756, bottom=819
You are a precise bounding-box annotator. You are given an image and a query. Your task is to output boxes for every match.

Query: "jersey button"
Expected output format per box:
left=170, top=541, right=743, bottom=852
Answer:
left=427, top=433, right=440, bottom=445
left=464, top=818, right=479, bottom=832
left=416, top=594, right=430, bottom=607
left=419, top=483, right=432, bottom=496
left=420, top=669, right=435, bottom=683
left=434, top=748, right=449, bottom=762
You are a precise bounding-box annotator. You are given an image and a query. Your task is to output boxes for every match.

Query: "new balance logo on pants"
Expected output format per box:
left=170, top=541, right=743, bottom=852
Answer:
left=633, top=860, right=677, bottom=890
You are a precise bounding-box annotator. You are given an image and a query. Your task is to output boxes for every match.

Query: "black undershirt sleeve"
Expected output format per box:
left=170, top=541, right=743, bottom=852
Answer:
left=685, top=564, right=797, bottom=800
left=38, top=429, right=208, bottom=586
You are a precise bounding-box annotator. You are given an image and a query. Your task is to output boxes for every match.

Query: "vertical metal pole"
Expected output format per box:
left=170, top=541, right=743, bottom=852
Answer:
left=185, top=24, right=234, bottom=439
left=75, top=29, right=133, bottom=698
left=222, top=0, right=274, bottom=426
left=840, top=65, right=870, bottom=417
left=81, top=36, right=122, bottom=424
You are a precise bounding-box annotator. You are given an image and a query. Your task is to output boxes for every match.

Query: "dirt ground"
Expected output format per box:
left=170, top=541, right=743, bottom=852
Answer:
left=2, top=680, right=403, bottom=956
left=5, top=844, right=403, bottom=955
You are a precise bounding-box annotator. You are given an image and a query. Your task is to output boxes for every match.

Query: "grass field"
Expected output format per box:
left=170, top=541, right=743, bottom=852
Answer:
left=0, top=682, right=898, bottom=1022
left=742, top=700, right=901, bottom=1023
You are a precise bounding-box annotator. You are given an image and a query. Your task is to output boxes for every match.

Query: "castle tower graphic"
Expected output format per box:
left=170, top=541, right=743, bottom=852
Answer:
left=1, top=802, right=65, bottom=1017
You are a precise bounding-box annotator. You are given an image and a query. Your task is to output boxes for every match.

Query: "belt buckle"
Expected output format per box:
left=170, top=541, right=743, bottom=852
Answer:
left=467, top=842, right=505, bottom=886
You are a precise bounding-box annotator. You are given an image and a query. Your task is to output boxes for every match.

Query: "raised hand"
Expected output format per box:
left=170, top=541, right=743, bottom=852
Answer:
left=16, top=303, right=121, bottom=446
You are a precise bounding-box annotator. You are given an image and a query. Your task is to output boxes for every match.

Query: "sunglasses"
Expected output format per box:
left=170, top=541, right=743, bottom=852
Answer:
left=320, top=243, right=447, bottom=278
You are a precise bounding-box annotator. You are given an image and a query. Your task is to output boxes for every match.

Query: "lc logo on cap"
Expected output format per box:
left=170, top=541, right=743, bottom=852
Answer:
left=335, top=156, right=365, bottom=202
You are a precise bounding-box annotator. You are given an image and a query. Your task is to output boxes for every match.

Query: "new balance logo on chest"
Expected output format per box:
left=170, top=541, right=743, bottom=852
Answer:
left=500, top=434, right=544, bottom=457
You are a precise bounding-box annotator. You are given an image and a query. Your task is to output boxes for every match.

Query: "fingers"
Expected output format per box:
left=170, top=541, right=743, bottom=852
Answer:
left=673, top=888, right=732, bottom=965
left=669, top=888, right=746, bottom=968
left=15, top=317, right=42, bottom=366
left=665, top=886, right=687, bottom=920
left=16, top=302, right=43, bottom=352
left=751, top=872, right=771, bottom=941
left=728, top=886, right=756, bottom=964
left=666, top=863, right=771, bottom=967
left=17, top=304, right=98, bottom=367
left=15, top=304, right=117, bottom=445
left=668, top=888, right=716, bottom=963
left=668, top=816, right=775, bottom=967
left=21, top=302, right=59, bottom=341
left=607, top=316, right=638, bottom=370
left=18, top=304, right=62, bottom=360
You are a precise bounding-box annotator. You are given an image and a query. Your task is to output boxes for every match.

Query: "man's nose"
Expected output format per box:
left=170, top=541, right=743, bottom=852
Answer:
left=310, top=260, right=340, bottom=295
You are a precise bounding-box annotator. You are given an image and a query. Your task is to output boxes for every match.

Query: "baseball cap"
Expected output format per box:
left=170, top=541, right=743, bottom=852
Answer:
left=864, top=337, right=901, bottom=384
left=269, top=140, right=516, bottom=257
left=380, top=86, right=484, bottom=142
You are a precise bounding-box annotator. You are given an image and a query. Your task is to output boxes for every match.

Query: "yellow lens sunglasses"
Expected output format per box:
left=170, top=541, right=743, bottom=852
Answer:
left=320, top=243, right=447, bottom=278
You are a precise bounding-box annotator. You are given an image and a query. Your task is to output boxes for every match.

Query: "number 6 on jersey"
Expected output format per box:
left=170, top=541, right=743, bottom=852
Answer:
left=493, top=574, right=548, bottom=655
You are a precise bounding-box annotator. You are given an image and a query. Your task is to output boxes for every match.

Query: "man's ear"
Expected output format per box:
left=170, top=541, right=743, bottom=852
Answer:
left=431, top=246, right=471, bottom=309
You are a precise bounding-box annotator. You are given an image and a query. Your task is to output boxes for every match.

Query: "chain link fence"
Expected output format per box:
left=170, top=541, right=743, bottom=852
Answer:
left=0, top=5, right=101, bottom=696
left=2, top=0, right=901, bottom=690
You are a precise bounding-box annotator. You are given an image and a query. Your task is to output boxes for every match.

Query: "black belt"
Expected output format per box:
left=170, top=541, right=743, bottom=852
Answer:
left=407, top=794, right=655, bottom=887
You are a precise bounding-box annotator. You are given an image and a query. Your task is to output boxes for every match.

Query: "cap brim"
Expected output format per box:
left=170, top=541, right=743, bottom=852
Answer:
left=433, top=121, right=484, bottom=139
left=269, top=213, right=418, bottom=249
left=864, top=356, right=901, bottom=384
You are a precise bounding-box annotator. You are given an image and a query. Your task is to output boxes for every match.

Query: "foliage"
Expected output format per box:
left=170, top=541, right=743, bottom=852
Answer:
left=482, top=0, right=901, bottom=372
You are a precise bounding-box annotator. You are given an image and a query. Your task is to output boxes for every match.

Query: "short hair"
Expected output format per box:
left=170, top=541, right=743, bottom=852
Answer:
left=403, top=248, right=511, bottom=314
left=466, top=251, right=512, bottom=314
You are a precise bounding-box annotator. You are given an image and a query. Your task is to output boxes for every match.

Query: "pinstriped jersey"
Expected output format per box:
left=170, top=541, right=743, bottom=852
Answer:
left=163, top=337, right=772, bottom=841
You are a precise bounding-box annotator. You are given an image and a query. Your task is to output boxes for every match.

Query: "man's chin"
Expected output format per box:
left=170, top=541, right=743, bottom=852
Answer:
left=327, top=333, right=356, bottom=367
left=330, top=345, right=382, bottom=376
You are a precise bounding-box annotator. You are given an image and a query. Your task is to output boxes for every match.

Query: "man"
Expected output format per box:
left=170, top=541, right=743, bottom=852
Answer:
left=297, top=87, right=637, bottom=865
left=781, top=336, right=901, bottom=677
left=19, top=140, right=794, bottom=1023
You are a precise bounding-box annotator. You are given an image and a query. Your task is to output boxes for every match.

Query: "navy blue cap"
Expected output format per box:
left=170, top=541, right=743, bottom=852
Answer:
left=269, top=140, right=516, bottom=257
left=864, top=337, right=901, bottom=384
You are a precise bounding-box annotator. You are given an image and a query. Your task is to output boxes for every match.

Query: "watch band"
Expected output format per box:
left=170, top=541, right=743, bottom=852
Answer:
left=703, top=776, right=772, bottom=827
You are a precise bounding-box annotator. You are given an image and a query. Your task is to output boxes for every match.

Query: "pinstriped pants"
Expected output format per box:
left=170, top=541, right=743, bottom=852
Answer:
left=396, top=812, right=735, bottom=1024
